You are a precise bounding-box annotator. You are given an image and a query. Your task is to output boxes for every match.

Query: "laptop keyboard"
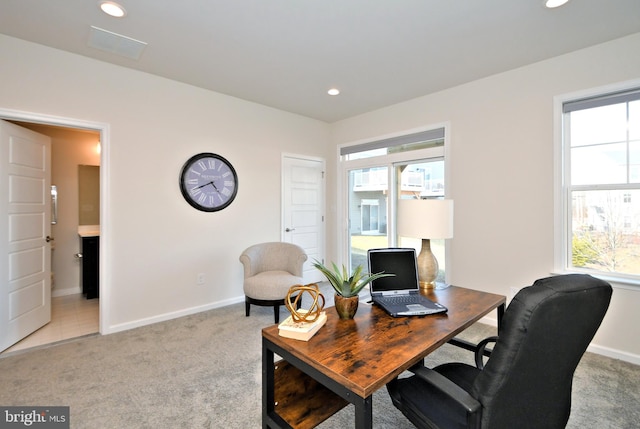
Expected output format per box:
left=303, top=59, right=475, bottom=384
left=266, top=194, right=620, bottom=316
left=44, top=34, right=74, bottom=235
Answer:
left=379, top=295, right=422, bottom=305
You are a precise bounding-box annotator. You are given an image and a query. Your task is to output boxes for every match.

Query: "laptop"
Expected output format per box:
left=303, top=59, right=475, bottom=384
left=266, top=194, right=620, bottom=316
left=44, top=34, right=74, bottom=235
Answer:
left=367, top=248, right=448, bottom=317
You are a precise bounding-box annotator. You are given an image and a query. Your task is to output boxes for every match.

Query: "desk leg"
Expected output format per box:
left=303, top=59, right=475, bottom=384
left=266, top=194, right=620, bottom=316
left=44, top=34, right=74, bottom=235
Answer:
left=447, top=303, right=506, bottom=356
left=497, top=303, right=505, bottom=331
left=354, top=395, right=372, bottom=429
left=262, top=341, right=275, bottom=429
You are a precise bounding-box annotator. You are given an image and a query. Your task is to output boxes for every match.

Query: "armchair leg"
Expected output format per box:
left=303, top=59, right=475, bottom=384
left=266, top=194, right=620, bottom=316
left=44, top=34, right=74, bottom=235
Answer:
left=244, top=296, right=288, bottom=324
left=274, top=305, right=280, bottom=324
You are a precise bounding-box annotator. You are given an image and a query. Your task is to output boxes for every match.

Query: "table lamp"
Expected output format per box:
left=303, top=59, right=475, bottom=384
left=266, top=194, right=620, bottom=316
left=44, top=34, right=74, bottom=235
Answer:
left=397, top=199, right=454, bottom=289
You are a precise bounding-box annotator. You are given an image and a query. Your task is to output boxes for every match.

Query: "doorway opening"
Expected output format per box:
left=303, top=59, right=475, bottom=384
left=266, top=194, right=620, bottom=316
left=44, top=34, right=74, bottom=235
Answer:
left=0, top=110, right=107, bottom=354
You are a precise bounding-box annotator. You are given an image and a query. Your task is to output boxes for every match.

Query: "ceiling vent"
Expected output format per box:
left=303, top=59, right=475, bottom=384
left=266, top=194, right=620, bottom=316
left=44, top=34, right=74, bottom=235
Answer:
left=88, top=26, right=147, bottom=60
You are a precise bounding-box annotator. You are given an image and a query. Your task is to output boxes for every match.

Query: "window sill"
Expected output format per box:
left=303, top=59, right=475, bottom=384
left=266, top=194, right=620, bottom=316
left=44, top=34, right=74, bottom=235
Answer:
left=551, top=270, right=640, bottom=291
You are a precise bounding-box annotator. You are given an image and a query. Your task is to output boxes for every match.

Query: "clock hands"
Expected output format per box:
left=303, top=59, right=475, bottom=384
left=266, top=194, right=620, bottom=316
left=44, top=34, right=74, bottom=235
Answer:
left=195, top=181, right=221, bottom=192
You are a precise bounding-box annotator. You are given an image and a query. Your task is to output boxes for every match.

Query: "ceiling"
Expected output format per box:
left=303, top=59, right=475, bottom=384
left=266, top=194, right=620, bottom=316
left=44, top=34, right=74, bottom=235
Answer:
left=2, top=0, right=640, bottom=123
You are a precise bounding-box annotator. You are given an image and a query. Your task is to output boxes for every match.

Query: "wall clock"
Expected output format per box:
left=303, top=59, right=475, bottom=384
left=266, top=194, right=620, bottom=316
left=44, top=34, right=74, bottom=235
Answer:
left=179, top=152, right=238, bottom=212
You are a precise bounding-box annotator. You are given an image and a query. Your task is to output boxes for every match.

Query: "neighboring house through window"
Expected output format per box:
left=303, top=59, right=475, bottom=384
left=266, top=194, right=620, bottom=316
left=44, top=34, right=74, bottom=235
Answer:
left=556, top=84, right=640, bottom=284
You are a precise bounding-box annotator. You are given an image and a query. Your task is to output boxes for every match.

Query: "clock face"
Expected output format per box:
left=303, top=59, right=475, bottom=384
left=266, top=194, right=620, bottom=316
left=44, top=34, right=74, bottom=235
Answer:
left=179, top=153, right=238, bottom=212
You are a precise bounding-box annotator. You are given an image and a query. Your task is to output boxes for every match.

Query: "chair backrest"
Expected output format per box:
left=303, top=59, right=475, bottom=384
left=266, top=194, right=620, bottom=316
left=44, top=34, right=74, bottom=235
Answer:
left=472, top=274, right=612, bottom=429
left=239, top=242, right=307, bottom=277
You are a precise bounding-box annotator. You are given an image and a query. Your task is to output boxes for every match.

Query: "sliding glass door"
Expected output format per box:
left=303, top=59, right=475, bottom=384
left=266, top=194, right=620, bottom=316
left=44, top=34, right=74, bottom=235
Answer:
left=341, top=127, right=447, bottom=273
left=348, top=166, right=389, bottom=270
left=346, top=158, right=446, bottom=273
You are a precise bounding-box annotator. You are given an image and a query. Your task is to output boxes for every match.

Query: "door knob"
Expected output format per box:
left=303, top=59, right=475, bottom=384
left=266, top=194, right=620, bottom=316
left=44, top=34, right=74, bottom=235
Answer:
left=285, top=228, right=295, bottom=232
left=46, top=236, right=55, bottom=242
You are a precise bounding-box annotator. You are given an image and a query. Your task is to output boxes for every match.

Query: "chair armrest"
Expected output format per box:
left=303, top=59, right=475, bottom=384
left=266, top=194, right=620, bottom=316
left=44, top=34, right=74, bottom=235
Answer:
left=411, top=366, right=482, bottom=416
left=239, top=253, right=257, bottom=278
left=474, top=336, right=498, bottom=370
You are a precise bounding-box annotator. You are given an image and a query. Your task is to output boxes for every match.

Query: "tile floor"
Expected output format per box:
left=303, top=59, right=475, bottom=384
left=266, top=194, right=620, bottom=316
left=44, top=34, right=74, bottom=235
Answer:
left=1, top=294, right=99, bottom=355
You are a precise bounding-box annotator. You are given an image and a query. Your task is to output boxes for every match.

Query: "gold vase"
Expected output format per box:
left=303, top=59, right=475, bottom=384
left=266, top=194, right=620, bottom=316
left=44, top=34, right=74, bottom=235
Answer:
left=334, top=294, right=359, bottom=319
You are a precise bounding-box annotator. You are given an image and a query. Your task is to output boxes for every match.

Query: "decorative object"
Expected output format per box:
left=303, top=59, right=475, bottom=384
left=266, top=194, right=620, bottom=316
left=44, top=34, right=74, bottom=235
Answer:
left=312, top=260, right=393, bottom=319
left=179, top=152, right=238, bottom=212
left=398, top=199, right=454, bottom=290
left=278, top=311, right=327, bottom=341
left=284, top=283, right=325, bottom=323
left=333, top=295, right=360, bottom=319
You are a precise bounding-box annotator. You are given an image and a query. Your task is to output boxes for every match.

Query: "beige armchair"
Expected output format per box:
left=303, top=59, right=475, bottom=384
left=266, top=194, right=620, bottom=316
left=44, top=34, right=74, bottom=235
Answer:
left=239, top=242, right=307, bottom=323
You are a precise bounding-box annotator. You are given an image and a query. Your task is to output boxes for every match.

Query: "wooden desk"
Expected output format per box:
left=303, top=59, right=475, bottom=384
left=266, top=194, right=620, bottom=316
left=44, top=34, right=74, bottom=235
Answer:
left=262, top=286, right=506, bottom=429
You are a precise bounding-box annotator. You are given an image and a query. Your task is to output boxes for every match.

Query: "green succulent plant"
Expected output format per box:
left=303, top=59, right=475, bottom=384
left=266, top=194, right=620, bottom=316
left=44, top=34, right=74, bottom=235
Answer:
left=312, top=260, right=394, bottom=298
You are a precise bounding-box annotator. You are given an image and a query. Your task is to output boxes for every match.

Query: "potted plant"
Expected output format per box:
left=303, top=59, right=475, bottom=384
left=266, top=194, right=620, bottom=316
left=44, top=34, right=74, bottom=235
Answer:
left=313, top=260, right=394, bottom=319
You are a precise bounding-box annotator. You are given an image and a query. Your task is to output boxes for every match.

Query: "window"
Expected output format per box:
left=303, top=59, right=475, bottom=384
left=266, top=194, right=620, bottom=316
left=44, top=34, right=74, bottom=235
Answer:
left=340, top=127, right=448, bottom=275
left=396, top=160, right=447, bottom=283
left=559, top=87, right=640, bottom=283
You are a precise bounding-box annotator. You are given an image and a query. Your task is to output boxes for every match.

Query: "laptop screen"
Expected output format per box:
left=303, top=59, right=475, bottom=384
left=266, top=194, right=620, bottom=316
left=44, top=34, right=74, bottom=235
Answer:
left=367, top=248, right=420, bottom=293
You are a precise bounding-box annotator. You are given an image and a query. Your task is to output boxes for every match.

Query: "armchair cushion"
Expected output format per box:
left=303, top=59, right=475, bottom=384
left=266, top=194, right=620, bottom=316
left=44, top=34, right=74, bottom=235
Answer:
left=243, top=270, right=304, bottom=300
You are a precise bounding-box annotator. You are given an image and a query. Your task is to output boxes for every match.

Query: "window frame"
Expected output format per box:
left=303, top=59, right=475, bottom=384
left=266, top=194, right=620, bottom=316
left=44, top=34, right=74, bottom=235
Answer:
left=554, top=80, right=640, bottom=287
left=337, top=124, right=451, bottom=273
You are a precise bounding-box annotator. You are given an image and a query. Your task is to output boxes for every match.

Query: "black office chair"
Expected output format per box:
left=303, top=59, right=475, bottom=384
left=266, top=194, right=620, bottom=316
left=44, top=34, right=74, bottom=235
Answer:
left=387, top=274, right=612, bottom=429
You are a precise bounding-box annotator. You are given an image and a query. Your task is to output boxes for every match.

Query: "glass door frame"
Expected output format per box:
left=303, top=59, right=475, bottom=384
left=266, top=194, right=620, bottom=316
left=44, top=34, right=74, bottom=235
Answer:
left=338, top=138, right=450, bottom=274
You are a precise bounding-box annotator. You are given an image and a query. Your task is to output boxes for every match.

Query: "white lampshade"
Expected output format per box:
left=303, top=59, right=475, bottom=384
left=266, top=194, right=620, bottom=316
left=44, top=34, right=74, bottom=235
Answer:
left=397, top=199, right=454, bottom=239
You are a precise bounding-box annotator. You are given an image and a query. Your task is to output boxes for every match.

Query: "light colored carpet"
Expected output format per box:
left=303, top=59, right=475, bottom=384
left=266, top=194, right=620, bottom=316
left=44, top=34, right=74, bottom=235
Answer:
left=1, top=284, right=638, bottom=428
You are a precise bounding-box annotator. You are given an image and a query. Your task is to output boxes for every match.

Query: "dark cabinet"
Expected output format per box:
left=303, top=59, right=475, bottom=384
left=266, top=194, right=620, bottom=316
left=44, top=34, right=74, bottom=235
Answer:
left=80, top=236, right=99, bottom=299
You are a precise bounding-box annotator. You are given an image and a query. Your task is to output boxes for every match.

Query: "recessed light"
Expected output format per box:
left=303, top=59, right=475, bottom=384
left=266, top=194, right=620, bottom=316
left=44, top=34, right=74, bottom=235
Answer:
left=328, top=88, right=340, bottom=96
left=545, top=0, right=570, bottom=8
left=100, top=1, right=127, bottom=18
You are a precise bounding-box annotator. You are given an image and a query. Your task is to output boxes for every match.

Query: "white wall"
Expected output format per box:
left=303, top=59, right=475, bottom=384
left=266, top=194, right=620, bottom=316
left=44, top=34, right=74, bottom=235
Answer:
left=0, top=34, right=331, bottom=333
left=331, top=33, right=640, bottom=363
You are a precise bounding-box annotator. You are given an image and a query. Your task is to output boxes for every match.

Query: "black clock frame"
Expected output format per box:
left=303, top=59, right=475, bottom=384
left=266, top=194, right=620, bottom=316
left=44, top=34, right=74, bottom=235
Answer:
left=179, top=152, right=238, bottom=212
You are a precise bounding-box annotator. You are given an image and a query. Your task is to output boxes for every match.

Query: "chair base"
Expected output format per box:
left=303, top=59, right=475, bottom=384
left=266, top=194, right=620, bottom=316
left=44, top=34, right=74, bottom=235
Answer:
left=245, top=295, right=301, bottom=324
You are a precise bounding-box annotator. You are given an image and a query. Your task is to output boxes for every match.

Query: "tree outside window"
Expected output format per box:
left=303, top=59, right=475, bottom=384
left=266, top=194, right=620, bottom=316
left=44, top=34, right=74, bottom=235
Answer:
left=565, top=93, right=640, bottom=280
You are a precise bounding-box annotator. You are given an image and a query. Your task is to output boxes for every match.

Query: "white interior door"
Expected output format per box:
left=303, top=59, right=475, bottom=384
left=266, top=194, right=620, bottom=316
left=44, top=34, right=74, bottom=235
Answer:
left=0, top=120, right=52, bottom=352
left=282, top=155, right=325, bottom=283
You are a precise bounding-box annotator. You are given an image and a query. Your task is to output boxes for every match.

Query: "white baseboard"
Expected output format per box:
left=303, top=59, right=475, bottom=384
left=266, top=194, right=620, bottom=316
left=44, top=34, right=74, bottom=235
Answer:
left=477, top=316, right=640, bottom=366
left=104, top=295, right=245, bottom=335
left=478, top=315, right=499, bottom=328
left=587, top=344, right=640, bottom=366
left=52, top=286, right=82, bottom=297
